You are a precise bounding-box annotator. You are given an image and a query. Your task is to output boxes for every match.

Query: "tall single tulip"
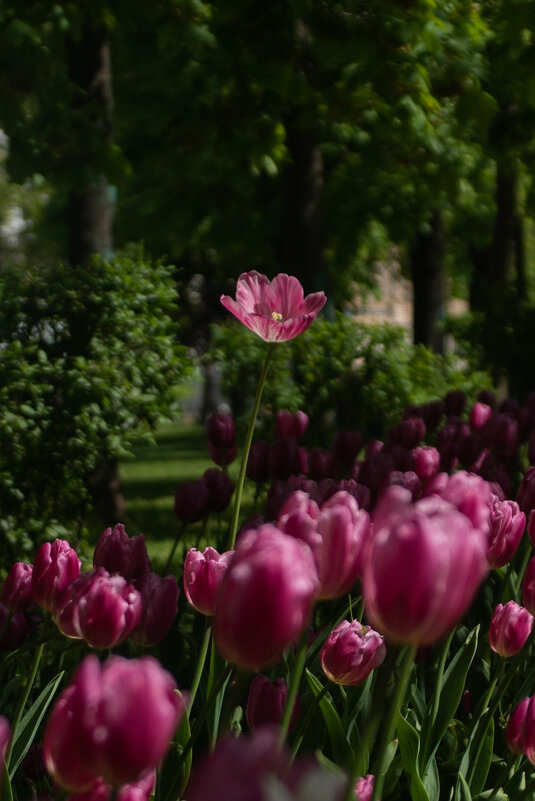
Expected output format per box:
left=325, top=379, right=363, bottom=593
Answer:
left=93, top=524, right=151, bottom=581
left=213, top=525, right=319, bottom=669
left=32, top=539, right=81, bottom=612
left=321, top=620, right=385, bottom=686
left=44, top=655, right=185, bottom=789
left=363, top=489, right=488, bottom=644
left=183, top=547, right=234, bottom=616
left=220, top=271, right=326, bottom=342
left=489, top=601, right=533, bottom=657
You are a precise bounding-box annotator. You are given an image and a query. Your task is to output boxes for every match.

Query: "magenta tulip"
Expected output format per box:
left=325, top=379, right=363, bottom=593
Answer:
left=1, top=562, right=33, bottom=612
left=315, top=492, right=370, bottom=598
left=213, top=525, right=319, bottom=669
left=54, top=569, right=142, bottom=649
left=363, top=490, right=488, bottom=645
left=93, top=524, right=151, bottom=581
left=246, top=675, right=299, bottom=731
left=183, top=546, right=234, bottom=616
left=44, top=655, right=185, bottom=789
left=32, top=539, right=81, bottom=612
left=489, top=601, right=533, bottom=657
left=0, top=716, right=11, bottom=780
left=67, top=771, right=155, bottom=801
left=506, top=696, right=535, bottom=762
left=321, top=620, right=385, bottom=686
left=470, top=402, right=492, bottom=430
left=220, top=271, right=326, bottom=342
left=131, top=572, right=179, bottom=647
left=207, top=412, right=236, bottom=449
left=275, top=409, right=309, bottom=440
left=487, top=497, right=525, bottom=569
left=423, top=470, right=491, bottom=536
left=411, top=446, right=440, bottom=482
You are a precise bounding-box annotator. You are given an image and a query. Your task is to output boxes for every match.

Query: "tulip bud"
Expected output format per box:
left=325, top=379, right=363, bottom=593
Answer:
left=32, top=539, right=81, bottom=612
left=355, top=774, right=375, bottom=801
left=246, top=675, right=299, bottom=730
left=321, top=620, right=385, bottom=686
left=44, top=655, right=186, bottom=789
left=213, top=525, right=319, bottom=669
left=93, top=524, right=151, bottom=581
left=203, top=468, right=235, bottom=513
left=487, top=498, right=525, bottom=569
left=506, top=696, right=535, bottom=762
left=275, top=410, right=308, bottom=441
left=207, top=412, right=236, bottom=467
left=364, top=493, right=488, bottom=645
left=174, top=479, right=210, bottom=524
left=489, top=601, right=533, bottom=657
left=131, top=573, right=179, bottom=647
left=1, top=562, right=33, bottom=612
left=411, top=446, right=440, bottom=482
left=54, top=569, right=142, bottom=649
left=184, top=546, right=234, bottom=616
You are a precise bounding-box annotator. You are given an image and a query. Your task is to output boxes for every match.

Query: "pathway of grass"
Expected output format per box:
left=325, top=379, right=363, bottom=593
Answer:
left=118, top=422, right=239, bottom=572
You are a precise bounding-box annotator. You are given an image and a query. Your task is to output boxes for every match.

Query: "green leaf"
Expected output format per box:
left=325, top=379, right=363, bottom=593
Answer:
left=425, top=626, right=479, bottom=766
left=305, top=670, right=354, bottom=770
left=157, top=696, right=192, bottom=801
left=8, top=671, right=64, bottom=779
left=1, top=753, right=13, bottom=801
left=459, top=716, right=495, bottom=796
left=455, top=772, right=473, bottom=801
left=396, top=712, right=430, bottom=801
left=473, top=790, right=508, bottom=801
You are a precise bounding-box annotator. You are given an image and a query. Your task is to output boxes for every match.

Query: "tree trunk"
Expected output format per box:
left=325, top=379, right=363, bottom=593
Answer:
left=278, top=120, right=326, bottom=295
left=410, top=210, right=445, bottom=352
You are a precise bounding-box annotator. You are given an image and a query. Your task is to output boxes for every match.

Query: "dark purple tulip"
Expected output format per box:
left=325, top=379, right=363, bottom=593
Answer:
left=380, top=470, right=421, bottom=501
left=528, top=510, right=535, bottom=547
left=1, top=562, right=33, bottom=612
left=388, top=417, right=426, bottom=450
left=131, top=573, right=179, bottom=647
left=528, top=430, right=535, bottom=466
left=93, top=524, right=151, bottom=581
left=334, top=479, right=371, bottom=511
left=32, top=539, right=81, bottom=612
left=308, top=448, right=333, bottom=481
left=332, top=429, right=363, bottom=473
left=246, top=439, right=270, bottom=483
left=358, top=451, right=395, bottom=498
left=0, top=603, right=29, bottom=649
left=268, top=437, right=299, bottom=480
left=174, top=479, right=210, bottom=524
left=207, top=412, right=236, bottom=449
left=477, top=389, right=496, bottom=409
left=365, top=439, right=384, bottom=457
left=419, top=400, right=445, bottom=431
left=523, top=556, right=535, bottom=615
left=203, top=468, right=235, bottom=513
left=275, top=409, right=308, bottom=441
left=208, top=440, right=237, bottom=468
left=246, top=675, right=299, bottom=731
left=22, top=743, right=46, bottom=782
left=444, top=389, right=466, bottom=417
left=517, top=466, right=535, bottom=517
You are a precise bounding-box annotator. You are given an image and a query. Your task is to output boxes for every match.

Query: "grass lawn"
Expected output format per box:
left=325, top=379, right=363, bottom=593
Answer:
left=117, top=421, right=240, bottom=573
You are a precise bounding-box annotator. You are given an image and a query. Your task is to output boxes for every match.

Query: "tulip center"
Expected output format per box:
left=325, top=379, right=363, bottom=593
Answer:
left=271, top=311, right=283, bottom=321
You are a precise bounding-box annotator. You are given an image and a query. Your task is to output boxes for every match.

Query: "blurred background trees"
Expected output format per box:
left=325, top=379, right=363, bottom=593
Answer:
left=1, top=0, right=535, bottom=542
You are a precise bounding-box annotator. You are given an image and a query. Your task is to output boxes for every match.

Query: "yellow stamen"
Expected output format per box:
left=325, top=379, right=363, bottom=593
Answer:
left=271, top=311, right=283, bottom=321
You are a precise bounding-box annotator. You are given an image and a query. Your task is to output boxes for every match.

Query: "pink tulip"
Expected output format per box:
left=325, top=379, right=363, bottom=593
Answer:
left=275, top=409, right=309, bottom=440
left=220, top=271, right=326, bottom=342
left=506, top=696, right=535, bottom=762
left=487, top=497, right=525, bottom=569
left=213, top=525, right=319, bottom=669
left=411, top=446, right=440, bottom=482
left=67, top=771, right=155, bottom=801
left=54, top=569, right=142, bottom=649
left=470, top=401, right=492, bottom=430
left=183, top=546, right=234, bottom=616
left=490, top=601, right=533, bottom=657
left=130, top=572, right=179, bottom=647
left=44, top=655, right=185, bottom=789
left=246, top=675, right=299, bottom=731
left=321, top=620, right=386, bottom=686
left=363, top=490, right=488, bottom=644
left=315, top=492, right=370, bottom=598
left=355, top=774, right=375, bottom=801
left=0, top=715, right=10, bottom=779
left=1, top=562, right=33, bottom=612
left=32, top=539, right=81, bottom=612
left=93, top=524, right=151, bottom=581
left=423, top=470, right=492, bottom=537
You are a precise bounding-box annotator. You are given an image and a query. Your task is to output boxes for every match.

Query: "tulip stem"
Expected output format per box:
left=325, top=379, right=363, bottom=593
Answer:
left=164, top=521, right=187, bottom=575
left=421, top=629, right=455, bottom=767
left=369, top=645, right=417, bottom=801
left=188, top=622, right=212, bottom=713
left=5, top=642, right=44, bottom=770
left=228, top=343, right=275, bottom=549
left=278, top=635, right=308, bottom=750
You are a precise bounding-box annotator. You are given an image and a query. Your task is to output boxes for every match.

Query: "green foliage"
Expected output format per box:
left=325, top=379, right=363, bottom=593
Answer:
left=210, top=313, right=491, bottom=442
left=0, top=248, right=190, bottom=559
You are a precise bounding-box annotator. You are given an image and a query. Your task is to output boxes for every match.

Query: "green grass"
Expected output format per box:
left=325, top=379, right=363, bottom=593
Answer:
left=117, top=422, right=240, bottom=573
